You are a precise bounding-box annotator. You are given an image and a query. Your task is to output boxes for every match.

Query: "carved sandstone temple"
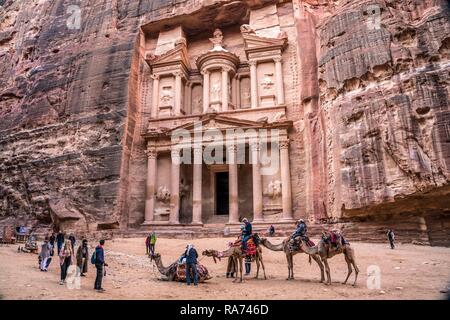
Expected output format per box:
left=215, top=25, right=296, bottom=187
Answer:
left=138, top=4, right=300, bottom=228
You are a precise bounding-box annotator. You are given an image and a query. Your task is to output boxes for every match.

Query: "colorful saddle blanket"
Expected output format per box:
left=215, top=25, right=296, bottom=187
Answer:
left=231, top=238, right=257, bottom=256
left=175, top=263, right=211, bottom=282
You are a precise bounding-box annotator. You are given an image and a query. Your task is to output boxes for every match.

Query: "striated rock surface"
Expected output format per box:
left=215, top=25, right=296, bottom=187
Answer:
left=0, top=0, right=449, bottom=245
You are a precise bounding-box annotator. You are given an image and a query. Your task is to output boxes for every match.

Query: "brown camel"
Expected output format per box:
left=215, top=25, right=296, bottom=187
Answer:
left=202, top=244, right=267, bottom=283
left=298, top=232, right=359, bottom=286
left=151, top=253, right=211, bottom=282
left=260, top=237, right=325, bottom=282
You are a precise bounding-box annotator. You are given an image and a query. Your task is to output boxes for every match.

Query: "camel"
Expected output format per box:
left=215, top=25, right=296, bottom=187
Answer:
left=151, top=253, right=211, bottom=282
left=202, top=242, right=267, bottom=283
left=260, top=237, right=325, bottom=282
left=298, top=232, right=359, bottom=286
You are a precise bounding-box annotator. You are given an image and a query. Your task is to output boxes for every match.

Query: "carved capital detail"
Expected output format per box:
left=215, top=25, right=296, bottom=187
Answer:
left=279, top=140, right=289, bottom=150
left=250, top=142, right=260, bottom=152
left=273, top=57, right=282, bottom=63
left=248, top=60, right=257, bottom=67
left=173, top=71, right=183, bottom=78
left=201, top=69, right=210, bottom=76
left=227, top=144, right=238, bottom=153
left=150, top=74, right=160, bottom=81
left=145, top=148, right=157, bottom=159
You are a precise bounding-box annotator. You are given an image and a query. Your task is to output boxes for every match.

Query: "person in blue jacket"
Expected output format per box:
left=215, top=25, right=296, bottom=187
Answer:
left=184, top=244, right=198, bottom=286
left=94, top=239, right=108, bottom=292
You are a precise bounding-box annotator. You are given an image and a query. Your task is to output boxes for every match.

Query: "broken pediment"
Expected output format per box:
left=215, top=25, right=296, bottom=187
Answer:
left=146, top=41, right=191, bottom=71
left=242, top=31, right=288, bottom=59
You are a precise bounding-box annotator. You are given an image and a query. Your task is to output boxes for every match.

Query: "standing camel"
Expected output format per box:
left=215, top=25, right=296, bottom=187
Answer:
left=299, top=232, right=359, bottom=286
left=260, top=237, right=325, bottom=282
left=202, top=244, right=267, bottom=283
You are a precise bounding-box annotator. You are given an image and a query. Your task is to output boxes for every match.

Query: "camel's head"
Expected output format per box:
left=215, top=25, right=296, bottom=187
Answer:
left=202, top=249, right=221, bottom=263
left=260, top=237, right=267, bottom=244
left=150, top=252, right=161, bottom=261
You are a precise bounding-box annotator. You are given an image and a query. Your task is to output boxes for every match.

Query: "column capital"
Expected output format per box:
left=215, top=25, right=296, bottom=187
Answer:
left=280, top=140, right=289, bottom=149
left=227, top=144, right=238, bottom=153
left=150, top=74, right=160, bottom=81
left=173, top=71, right=183, bottom=78
left=222, top=66, right=232, bottom=73
left=145, top=148, right=157, bottom=159
left=201, top=69, right=210, bottom=76
left=248, top=60, right=257, bottom=67
left=273, top=56, right=282, bottom=63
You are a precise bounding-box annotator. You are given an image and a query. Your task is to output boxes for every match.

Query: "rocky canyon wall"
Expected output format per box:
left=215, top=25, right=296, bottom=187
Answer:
left=0, top=0, right=449, bottom=244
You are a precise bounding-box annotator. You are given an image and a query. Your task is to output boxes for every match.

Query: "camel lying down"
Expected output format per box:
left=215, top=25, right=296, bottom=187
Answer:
left=151, top=253, right=212, bottom=282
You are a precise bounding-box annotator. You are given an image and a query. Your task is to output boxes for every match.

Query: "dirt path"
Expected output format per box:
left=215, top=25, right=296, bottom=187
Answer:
left=1, top=237, right=449, bottom=299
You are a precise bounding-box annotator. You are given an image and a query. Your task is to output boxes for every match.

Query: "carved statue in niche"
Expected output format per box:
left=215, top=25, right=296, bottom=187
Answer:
left=261, top=73, right=274, bottom=90
left=180, top=180, right=190, bottom=198
left=160, top=86, right=173, bottom=105
left=156, top=186, right=171, bottom=203
left=265, top=180, right=282, bottom=199
left=209, top=28, right=226, bottom=51
left=211, top=80, right=221, bottom=101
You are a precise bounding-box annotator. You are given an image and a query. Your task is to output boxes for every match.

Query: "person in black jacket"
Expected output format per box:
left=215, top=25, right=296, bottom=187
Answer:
left=56, top=231, right=65, bottom=255
left=387, top=229, right=395, bottom=249
left=94, top=239, right=108, bottom=292
left=241, top=218, right=252, bottom=251
left=184, top=244, right=198, bottom=286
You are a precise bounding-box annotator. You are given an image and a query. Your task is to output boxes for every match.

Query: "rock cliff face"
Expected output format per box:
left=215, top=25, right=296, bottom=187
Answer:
left=0, top=0, right=449, bottom=244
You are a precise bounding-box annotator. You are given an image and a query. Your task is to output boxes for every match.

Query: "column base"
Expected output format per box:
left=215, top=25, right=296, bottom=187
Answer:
left=190, top=222, right=204, bottom=227
left=252, top=218, right=265, bottom=224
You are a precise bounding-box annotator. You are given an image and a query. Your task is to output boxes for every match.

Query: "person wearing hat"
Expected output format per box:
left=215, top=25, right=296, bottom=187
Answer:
left=289, top=219, right=308, bottom=244
left=76, top=239, right=89, bottom=277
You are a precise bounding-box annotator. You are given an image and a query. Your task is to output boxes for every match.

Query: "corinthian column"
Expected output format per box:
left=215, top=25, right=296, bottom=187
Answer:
left=202, top=70, right=210, bottom=113
left=249, top=60, right=258, bottom=109
left=174, top=71, right=182, bottom=115
left=280, top=140, right=293, bottom=220
left=222, top=67, right=229, bottom=111
left=143, top=147, right=157, bottom=224
left=251, top=141, right=263, bottom=222
left=274, top=57, right=285, bottom=105
left=228, top=145, right=239, bottom=224
left=151, top=74, right=159, bottom=118
left=192, top=146, right=203, bottom=224
left=170, top=149, right=181, bottom=224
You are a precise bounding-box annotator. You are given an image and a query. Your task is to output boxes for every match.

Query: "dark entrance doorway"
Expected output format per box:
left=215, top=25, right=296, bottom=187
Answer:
left=215, top=172, right=229, bottom=215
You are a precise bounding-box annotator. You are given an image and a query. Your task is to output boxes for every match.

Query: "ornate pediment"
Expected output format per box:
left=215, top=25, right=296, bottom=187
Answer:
left=146, top=41, right=191, bottom=70
left=241, top=29, right=288, bottom=59
left=170, top=114, right=263, bottom=133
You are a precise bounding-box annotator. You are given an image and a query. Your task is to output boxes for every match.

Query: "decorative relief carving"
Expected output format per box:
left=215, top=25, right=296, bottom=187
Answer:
left=261, top=73, right=274, bottom=90
left=265, top=180, right=282, bottom=199
left=156, top=186, right=171, bottom=203
left=240, top=24, right=256, bottom=35
left=280, top=140, right=289, bottom=149
left=160, top=86, right=173, bottom=105
left=145, top=148, right=157, bottom=159
left=211, top=80, right=221, bottom=101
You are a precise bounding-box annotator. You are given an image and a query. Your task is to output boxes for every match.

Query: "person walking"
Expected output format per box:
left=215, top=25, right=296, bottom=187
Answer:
left=68, top=234, right=76, bottom=253
left=59, top=241, right=73, bottom=285
left=387, top=229, right=395, bottom=249
left=93, top=239, right=108, bottom=292
left=76, top=239, right=89, bottom=277
left=268, top=225, right=275, bottom=237
left=149, top=231, right=157, bottom=256
left=184, top=244, right=198, bottom=286
left=56, top=231, right=65, bottom=255
left=39, top=237, right=51, bottom=271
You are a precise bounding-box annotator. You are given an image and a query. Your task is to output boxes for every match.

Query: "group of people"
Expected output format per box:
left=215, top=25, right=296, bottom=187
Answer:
left=38, top=231, right=108, bottom=292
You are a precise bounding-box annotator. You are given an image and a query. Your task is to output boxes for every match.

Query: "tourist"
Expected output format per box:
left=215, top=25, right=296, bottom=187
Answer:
left=241, top=218, right=252, bottom=251
left=59, top=241, right=73, bottom=285
left=184, top=244, right=199, bottom=286
left=68, top=233, right=76, bottom=253
left=56, top=231, right=64, bottom=255
left=290, top=219, right=307, bottom=242
left=93, top=239, right=108, bottom=292
left=268, top=225, right=275, bottom=237
left=244, top=255, right=251, bottom=276
left=39, top=237, right=51, bottom=271
left=76, top=239, right=89, bottom=277
left=387, top=229, right=395, bottom=249
left=46, top=233, right=55, bottom=269
left=150, top=231, right=157, bottom=256
left=145, top=234, right=151, bottom=255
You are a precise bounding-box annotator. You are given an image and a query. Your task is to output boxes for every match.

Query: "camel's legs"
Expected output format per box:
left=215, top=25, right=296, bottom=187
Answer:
left=349, top=249, right=359, bottom=286
left=238, top=257, right=243, bottom=283
left=343, top=253, right=353, bottom=285
left=285, top=254, right=293, bottom=280
left=322, top=258, right=331, bottom=285
left=259, top=251, right=267, bottom=280
left=254, top=255, right=260, bottom=279
left=312, top=254, right=325, bottom=283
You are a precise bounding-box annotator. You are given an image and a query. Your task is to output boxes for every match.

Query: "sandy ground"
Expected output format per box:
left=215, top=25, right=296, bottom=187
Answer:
left=1, top=237, right=450, bottom=300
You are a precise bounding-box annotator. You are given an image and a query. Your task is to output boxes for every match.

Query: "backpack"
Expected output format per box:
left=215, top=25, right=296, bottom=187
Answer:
left=90, top=250, right=96, bottom=264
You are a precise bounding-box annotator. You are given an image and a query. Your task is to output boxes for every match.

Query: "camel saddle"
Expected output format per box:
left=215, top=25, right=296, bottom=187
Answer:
left=231, top=236, right=258, bottom=257
left=171, top=262, right=211, bottom=282
left=289, top=237, right=315, bottom=252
